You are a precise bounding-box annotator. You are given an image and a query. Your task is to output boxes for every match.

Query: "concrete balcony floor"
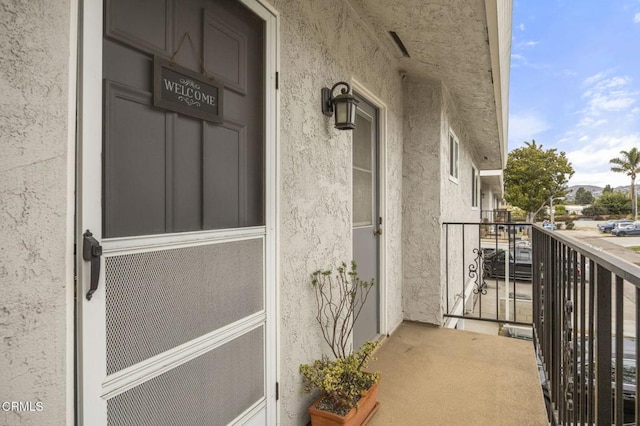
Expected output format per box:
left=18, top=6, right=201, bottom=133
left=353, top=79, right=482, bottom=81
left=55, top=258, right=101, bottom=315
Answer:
left=367, top=322, right=548, bottom=425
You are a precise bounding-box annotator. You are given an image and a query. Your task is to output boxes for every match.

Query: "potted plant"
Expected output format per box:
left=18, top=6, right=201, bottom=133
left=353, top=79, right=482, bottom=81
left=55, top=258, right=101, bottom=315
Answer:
left=300, top=261, right=381, bottom=425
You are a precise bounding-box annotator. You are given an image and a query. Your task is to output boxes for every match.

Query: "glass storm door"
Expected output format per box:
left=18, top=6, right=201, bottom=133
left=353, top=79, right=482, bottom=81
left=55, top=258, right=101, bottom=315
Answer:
left=352, top=94, right=380, bottom=350
left=77, top=0, right=277, bottom=424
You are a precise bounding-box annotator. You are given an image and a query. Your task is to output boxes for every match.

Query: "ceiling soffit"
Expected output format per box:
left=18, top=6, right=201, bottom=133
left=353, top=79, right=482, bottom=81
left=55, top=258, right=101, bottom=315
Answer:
left=348, top=0, right=504, bottom=170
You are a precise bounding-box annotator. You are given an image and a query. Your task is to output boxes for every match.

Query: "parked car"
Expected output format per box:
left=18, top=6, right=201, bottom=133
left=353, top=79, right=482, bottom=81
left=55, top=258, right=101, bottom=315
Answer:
left=612, top=222, right=640, bottom=236
left=543, top=222, right=557, bottom=231
left=598, top=219, right=633, bottom=233
left=483, top=247, right=532, bottom=281
left=574, top=337, right=637, bottom=424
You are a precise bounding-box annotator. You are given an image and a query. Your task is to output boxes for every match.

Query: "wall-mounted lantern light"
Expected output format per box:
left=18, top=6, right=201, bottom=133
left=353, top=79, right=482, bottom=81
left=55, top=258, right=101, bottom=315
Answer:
left=321, top=81, right=359, bottom=130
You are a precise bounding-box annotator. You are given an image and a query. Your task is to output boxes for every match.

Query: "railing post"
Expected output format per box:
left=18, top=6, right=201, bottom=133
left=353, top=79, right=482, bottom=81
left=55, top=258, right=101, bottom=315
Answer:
left=595, top=265, right=612, bottom=425
left=614, top=276, right=623, bottom=426
left=579, top=256, right=587, bottom=425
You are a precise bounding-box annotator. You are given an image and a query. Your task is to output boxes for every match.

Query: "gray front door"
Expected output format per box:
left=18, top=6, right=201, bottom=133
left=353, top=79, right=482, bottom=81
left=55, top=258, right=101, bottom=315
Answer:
left=77, top=1, right=277, bottom=424
left=352, top=94, right=380, bottom=350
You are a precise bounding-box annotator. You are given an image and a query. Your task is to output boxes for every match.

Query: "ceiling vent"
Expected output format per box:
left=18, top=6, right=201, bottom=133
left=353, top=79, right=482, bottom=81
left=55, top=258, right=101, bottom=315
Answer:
left=389, top=31, right=410, bottom=58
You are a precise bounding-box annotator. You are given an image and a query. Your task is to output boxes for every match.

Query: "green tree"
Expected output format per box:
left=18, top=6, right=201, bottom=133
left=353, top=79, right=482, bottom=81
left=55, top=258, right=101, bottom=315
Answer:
left=593, top=191, right=632, bottom=215
left=603, top=184, right=614, bottom=193
left=582, top=204, right=609, bottom=216
left=574, top=187, right=594, bottom=205
left=610, top=148, right=640, bottom=219
left=504, top=140, right=574, bottom=223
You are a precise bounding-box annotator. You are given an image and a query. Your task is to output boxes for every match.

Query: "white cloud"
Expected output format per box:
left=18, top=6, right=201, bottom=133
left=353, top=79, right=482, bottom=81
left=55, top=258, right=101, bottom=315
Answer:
left=517, top=40, right=539, bottom=48
left=577, top=116, right=607, bottom=128
left=583, top=71, right=609, bottom=87
left=518, top=23, right=526, bottom=31
left=570, top=170, right=630, bottom=188
left=577, top=72, right=639, bottom=126
left=634, top=12, right=640, bottom=23
left=583, top=76, right=633, bottom=98
left=598, top=76, right=631, bottom=89
left=566, top=134, right=640, bottom=187
left=508, top=112, right=550, bottom=146
left=511, top=53, right=529, bottom=68
left=587, top=93, right=636, bottom=112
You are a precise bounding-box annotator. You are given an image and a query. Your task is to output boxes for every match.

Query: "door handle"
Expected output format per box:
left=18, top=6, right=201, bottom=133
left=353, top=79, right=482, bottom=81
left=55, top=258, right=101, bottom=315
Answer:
left=83, top=230, right=102, bottom=301
left=373, top=228, right=382, bottom=236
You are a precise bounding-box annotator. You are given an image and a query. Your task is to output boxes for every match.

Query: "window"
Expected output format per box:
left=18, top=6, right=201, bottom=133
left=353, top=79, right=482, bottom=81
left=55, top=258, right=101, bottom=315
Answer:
left=449, top=130, right=459, bottom=180
left=472, top=166, right=479, bottom=208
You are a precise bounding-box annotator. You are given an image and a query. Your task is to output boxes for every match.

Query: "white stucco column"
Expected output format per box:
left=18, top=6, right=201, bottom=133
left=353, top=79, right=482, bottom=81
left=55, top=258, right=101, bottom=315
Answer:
left=0, top=1, right=74, bottom=425
left=402, top=77, right=445, bottom=325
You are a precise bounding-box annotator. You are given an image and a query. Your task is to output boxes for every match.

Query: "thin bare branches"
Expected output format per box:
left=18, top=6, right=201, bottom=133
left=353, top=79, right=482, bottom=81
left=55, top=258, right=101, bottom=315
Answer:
left=309, top=261, right=375, bottom=358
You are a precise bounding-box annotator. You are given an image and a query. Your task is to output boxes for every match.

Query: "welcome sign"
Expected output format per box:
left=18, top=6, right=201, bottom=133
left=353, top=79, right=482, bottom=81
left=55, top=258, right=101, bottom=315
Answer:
left=153, top=56, right=223, bottom=124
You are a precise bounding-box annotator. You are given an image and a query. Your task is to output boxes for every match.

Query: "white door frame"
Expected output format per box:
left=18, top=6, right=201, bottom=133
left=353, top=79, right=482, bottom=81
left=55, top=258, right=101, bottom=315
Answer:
left=76, top=0, right=279, bottom=423
left=350, top=79, right=388, bottom=337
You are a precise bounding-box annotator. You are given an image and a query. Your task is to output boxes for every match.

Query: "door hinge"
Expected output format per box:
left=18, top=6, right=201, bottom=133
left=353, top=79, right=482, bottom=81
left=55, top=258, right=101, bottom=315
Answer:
left=276, top=382, right=279, bottom=401
left=275, top=72, right=279, bottom=90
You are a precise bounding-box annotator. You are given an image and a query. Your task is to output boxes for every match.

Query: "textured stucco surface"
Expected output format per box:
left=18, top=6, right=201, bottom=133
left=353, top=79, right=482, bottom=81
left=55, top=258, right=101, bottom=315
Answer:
left=401, top=78, right=443, bottom=325
left=440, top=85, right=485, bottom=314
left=0, top=1, right=72, bottom=425
left=349, top=0, right=504, bottom=170
left=402, top=77, right=487, bottom=325
left=269, top=0, right=404, bottom=423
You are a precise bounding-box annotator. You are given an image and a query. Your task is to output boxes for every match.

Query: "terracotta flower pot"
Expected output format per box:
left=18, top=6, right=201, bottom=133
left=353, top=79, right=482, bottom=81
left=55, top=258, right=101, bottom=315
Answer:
left=308, top=378, right=380, bottom=426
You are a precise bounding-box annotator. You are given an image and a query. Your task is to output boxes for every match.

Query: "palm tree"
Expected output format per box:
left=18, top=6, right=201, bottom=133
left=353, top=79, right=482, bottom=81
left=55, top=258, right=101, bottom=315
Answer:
left=610, top=148, right=640, bottom=219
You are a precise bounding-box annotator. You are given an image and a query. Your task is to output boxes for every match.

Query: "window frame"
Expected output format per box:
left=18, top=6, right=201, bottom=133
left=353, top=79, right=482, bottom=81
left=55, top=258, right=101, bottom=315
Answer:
left=471, top=165, right=479, bottom=209
left=448, top=129, right=459, bottom=183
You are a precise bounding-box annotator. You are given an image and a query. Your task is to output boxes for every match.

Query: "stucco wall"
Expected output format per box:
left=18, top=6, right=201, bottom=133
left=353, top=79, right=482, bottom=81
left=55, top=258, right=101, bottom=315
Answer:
left=439, top=85, right=484, bottom=315
left=402, top=79, right=487, bottom=325
left=401, top=77, right=443, bottom=324
left=0, top=1, right=72, bottom=425
left=440, top=85, right=482, bottom=224
left=269, top=0, right=404, bottom=423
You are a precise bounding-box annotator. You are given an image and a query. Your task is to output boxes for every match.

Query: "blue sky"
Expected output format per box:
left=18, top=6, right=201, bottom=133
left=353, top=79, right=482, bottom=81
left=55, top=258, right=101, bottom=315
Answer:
left=509, top=0, right=640, bottom=188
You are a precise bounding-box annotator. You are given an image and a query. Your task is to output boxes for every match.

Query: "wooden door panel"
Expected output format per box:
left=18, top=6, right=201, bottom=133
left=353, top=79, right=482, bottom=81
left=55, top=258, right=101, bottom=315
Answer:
left=204, top=11, right=248, bottom=93
left=104, top=81, right=167, bottom=237
left=105, top=0, right=174, bottom=56
left=172, top=116, right=203, bottom=232
left=103, top=0, right=264, bottom=237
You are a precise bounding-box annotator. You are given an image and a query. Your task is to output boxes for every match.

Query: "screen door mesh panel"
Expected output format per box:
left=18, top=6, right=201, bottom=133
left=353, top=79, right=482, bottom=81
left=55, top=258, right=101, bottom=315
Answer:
left=105, top=238, right=263, bottom=374
left=107, top=327, right=264, bottom=426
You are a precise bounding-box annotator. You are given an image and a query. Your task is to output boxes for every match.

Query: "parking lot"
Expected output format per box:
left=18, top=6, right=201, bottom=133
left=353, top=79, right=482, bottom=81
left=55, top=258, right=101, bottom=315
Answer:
left=559, top=220, right=640, bottom=260
left=460, top=221, right=640, bottom=339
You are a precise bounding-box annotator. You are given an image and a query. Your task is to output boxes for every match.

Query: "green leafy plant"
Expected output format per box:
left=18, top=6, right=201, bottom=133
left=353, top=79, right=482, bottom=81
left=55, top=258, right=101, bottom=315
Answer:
left=300, top=341, right=379, bottom=415
left=300, top=261, right=379, bottom=415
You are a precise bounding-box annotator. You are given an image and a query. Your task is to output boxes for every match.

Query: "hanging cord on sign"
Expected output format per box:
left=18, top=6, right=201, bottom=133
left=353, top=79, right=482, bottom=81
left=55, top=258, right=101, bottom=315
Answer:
left=169, top=32, right=211, bottom=79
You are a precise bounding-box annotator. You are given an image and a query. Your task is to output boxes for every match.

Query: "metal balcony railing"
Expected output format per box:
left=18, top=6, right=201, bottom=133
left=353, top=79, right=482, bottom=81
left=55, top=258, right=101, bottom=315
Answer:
left=443, top=222, right=640, bottom=425
left=480, top=209, right=512, bottom=223
left=443, top=222, right=533, bottom=329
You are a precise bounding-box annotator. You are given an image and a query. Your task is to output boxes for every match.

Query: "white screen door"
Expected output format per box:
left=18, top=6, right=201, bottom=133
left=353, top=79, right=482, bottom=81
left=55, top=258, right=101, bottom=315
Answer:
left=77, top=1, right=277, bottom=424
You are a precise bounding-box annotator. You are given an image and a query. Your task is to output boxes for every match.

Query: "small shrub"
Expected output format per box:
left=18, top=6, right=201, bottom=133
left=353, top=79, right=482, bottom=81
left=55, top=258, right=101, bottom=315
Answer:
left=300, top=262, right=380, bottom=416
left=300, top=341, right=379, bottom=415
